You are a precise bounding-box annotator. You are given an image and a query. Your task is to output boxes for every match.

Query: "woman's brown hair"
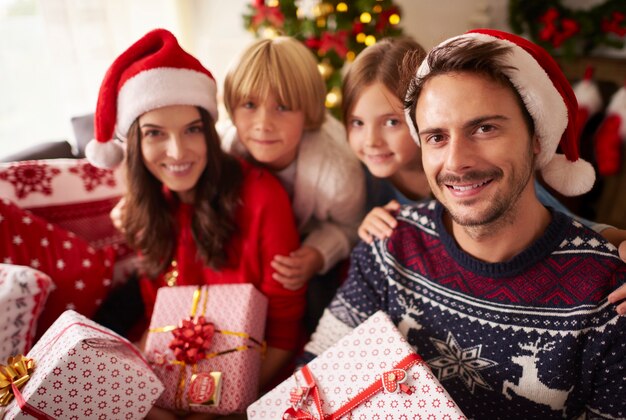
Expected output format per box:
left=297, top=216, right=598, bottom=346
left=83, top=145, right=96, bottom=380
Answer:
left=341, top=37, right=426, bottom=126
left=123, top=107, right=243, bottom=277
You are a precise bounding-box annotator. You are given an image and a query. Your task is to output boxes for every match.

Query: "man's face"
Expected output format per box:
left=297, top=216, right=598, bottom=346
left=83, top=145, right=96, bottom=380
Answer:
left=415, top=71, right=539, bottom=228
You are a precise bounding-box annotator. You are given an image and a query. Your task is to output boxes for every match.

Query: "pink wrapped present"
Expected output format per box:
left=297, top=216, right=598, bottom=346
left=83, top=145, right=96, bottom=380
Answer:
left=247, top=311, right=466, bottom=420
left=144, top=284, right=268, bottom=415
left=2, top=310, right=164, bottom=419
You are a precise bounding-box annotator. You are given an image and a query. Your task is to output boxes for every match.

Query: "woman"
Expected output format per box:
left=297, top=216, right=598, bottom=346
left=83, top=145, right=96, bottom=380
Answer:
left=86, top=28, right=305, bottom=418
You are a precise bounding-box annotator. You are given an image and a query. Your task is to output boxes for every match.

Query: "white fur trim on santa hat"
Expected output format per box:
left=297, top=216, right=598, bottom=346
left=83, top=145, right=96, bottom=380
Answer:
left=573, top=79, right=602, bottom=116
left=85, top=138, right=125, bottom=169
left=541, top=153, right=595, bottom=196
left=116, top=67, right=218, bottom=139
left=606, top=86, right=626, bottom=139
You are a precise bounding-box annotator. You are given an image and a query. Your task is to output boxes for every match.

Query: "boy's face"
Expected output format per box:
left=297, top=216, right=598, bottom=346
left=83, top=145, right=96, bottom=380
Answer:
left=347, top=82, right=421, bottom=179
left=232, top=91, right=305, bottom=171
left=415, top=71, right=539, bottom=228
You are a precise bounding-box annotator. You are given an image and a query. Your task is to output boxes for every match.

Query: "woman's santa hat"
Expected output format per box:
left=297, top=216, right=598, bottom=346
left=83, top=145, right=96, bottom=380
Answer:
left=405, top=28, right=595, bottom=197
left=86, top=28, right=218, bottom=169
left=594, top=82, right=626, bottom=176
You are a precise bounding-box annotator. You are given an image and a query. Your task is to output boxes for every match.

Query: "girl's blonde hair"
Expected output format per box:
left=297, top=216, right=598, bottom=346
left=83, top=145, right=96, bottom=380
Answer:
left=223, top=36, right=326, bottom=130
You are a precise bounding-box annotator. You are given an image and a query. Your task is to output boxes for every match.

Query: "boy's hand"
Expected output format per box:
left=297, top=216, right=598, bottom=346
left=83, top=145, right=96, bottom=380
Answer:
left=358, top=200, right=401, bottom=244
left=271, top=246, right=324, bottom=290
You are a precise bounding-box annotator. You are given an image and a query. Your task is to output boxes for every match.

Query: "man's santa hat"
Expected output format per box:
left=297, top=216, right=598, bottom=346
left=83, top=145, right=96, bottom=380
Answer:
left=405, top=28, right=595, bottom=197
left=86, top=28, right=218, bottom=169
left=594, top=82, right=626, bottom=176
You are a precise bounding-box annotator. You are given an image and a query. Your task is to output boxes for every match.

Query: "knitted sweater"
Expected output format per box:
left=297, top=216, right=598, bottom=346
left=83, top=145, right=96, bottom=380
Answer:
left=305, top=200, right=626, bottom=419
left=139, top=161, right=304, bottom=351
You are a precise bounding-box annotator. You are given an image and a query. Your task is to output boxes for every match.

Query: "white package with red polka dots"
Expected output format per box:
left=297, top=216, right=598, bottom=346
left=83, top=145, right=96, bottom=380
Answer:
left=3, top=310, right=164, bottom=419
left=144, top=284, right=268, bottom=415
left=247, top=311, right=466, bottom=420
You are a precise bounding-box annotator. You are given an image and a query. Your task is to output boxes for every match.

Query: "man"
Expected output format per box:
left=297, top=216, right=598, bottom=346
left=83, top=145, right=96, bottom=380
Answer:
left=304, top=30, right=625, bottom=418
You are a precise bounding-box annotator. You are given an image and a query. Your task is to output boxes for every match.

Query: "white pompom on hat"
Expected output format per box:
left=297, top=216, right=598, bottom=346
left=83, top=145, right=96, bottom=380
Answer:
left=405, top=28, right=595, bottom=197
left=86, top=28, right=218, bottom=169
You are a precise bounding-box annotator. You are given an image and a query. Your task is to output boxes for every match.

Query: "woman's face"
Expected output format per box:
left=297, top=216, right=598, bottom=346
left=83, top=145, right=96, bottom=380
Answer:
left=347, top=82, right=421, bottom=179
left=139, top=105, right=207, bottom=203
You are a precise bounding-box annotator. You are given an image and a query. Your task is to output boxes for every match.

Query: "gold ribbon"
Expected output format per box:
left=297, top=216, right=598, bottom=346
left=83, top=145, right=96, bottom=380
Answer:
left=0, top=355, right=35, bottom=406
left=148, top=286, right=265, bottom=410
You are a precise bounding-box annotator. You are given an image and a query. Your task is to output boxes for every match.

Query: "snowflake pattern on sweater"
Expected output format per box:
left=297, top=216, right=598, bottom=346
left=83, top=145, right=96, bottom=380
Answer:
left=307, top=200, right=626, bottom=419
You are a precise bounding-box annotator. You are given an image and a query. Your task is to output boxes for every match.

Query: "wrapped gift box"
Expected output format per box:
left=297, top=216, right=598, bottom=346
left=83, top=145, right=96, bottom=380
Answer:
left=144, top=284, right=268, bottom=415
left=248, top=311, right=466, bottom=420
left=2, top=310, right=164, bottom=419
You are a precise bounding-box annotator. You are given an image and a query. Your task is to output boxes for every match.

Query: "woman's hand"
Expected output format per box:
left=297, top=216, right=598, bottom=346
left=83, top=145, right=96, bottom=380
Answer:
left=358, top=200, right=401, bottom=244
left=110, top=197, right=126, bottom=232
left=271, top=246, right=324, bottom=290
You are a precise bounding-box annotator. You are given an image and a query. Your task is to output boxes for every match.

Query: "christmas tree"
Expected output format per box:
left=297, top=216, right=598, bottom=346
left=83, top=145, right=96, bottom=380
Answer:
left=243, top=0, right=405, bottom=118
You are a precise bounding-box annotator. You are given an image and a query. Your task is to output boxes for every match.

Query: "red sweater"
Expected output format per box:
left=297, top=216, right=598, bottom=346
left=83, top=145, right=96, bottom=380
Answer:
left=140, top=161, right=304, bottom=350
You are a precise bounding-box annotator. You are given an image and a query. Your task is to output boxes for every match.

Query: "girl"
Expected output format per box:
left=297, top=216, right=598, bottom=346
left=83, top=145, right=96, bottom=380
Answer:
left=85, top=28, right=305, bottom=416
left=219, top=36, right=365, bottom=332
left=341, top=36, right=626, bottom=312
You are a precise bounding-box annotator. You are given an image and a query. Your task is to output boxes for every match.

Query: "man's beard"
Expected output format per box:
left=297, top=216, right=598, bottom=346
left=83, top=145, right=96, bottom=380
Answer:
left=435, top=151, right=535, bottom=230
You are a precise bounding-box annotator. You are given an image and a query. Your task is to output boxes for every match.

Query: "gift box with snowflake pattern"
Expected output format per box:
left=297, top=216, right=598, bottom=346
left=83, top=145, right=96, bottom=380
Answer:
left=144, top=284, right=268, bottom=415
left=247, top=311, right=466, bottom=420
left=2, top=310, right=164, bottom=419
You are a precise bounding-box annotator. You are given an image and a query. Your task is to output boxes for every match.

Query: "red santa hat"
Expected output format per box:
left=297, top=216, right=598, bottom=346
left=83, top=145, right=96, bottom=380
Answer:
left=573, top=66, right=603, bottom=140
left=594, top=81, right=626, bottom=176
left=405, top=28, right=595, bottom=197
left=86, top=28, right=218, bottom=169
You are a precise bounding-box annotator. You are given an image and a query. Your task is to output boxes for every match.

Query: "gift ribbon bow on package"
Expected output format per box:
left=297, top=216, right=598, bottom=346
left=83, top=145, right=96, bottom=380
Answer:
left=283, top=353, right=421, bottom=420
left=149, top=286, right=266, bottom=409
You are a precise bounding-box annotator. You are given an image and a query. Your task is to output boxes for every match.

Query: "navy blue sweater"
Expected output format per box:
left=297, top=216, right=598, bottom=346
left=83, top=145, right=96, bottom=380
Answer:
left=304, top=200, right=626, bottom=419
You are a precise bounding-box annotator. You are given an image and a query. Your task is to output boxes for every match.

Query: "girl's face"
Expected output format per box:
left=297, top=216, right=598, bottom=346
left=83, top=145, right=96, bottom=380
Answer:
left=232, top=91, right=305, bottom=171
left=139, top=105, right=207, bottom=203
left=347, top=82, right=420, bottom=178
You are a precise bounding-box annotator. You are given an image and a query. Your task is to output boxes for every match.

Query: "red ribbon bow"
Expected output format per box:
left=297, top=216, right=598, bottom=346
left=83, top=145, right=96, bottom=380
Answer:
left=169, top=316, right=215, bottom=364
left=252, top=4, right=285, bottom=28
left=318, top=31, right=349, bottom=59
left=282, top=353, right=421, bottom=420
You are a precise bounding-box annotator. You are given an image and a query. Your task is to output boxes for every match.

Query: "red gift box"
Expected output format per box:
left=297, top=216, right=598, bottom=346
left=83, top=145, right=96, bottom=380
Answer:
left=2, top=310, right=164, bottom=419
left=144, top=284, right=268, bottom=415
left=247, top=311, right=466, bottom=420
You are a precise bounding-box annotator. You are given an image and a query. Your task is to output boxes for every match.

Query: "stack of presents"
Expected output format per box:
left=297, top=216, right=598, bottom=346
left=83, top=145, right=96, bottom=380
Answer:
left=0, top=158, right=465, bottom=418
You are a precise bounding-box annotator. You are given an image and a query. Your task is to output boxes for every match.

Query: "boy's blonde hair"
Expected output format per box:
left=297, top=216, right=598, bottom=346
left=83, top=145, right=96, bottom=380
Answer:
left=223, top=36, right=326, bottom=130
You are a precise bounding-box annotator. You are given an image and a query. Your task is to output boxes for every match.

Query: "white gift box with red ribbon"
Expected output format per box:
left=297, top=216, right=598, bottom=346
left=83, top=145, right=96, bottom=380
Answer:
left=247, top=311, right=466, bottom=419
left=144, top=284, right=268, bottom=415
left=2, top=310, right=164, bottom=419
